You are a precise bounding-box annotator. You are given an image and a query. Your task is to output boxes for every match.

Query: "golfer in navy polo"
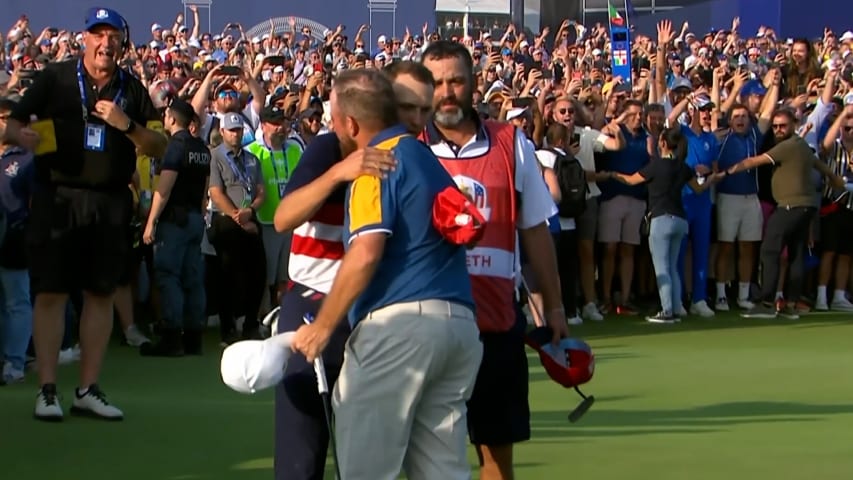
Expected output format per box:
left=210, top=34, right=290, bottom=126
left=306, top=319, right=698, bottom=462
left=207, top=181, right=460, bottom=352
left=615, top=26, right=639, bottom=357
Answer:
left=292, top=69, right=483, bottom=480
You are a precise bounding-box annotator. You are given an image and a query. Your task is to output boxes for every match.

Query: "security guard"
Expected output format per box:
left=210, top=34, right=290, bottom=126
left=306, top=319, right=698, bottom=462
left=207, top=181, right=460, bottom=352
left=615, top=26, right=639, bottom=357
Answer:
left=141, top=99, right=212, bottom=356
left=246, top=105, right=302, bottom=308
left=2, top=7, right=166, bottom=422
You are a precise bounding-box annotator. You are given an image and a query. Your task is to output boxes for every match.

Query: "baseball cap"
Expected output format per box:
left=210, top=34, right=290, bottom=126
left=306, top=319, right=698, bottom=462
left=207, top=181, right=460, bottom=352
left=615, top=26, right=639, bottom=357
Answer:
left=525, top=327, right=596, bottom=422
left=261, top=104, right=286, bottom=123
left=671, top=77, right=693, bottom=91
left=431, top=186, right=487, bottom=246
left=221, top=113, right=244, bottom=130
left=84, top=7, right=125, bottom=32
left=506, top=107, right=528, bottom=121
left=742, top=79, right=767, bottom=97
left=220, top=333, right=295, bottom=394
left=694, top=94, right=715, bottom=110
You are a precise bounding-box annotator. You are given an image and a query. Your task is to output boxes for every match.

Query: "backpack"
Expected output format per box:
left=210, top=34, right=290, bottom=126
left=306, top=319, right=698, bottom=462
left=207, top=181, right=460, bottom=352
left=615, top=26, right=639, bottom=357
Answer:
left=549, top=148, right=587, bottom=218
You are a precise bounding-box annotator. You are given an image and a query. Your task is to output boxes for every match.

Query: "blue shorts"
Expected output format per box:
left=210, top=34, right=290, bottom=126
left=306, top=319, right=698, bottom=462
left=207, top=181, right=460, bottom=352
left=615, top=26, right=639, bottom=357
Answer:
left=274, top=282, right=351, bottom=480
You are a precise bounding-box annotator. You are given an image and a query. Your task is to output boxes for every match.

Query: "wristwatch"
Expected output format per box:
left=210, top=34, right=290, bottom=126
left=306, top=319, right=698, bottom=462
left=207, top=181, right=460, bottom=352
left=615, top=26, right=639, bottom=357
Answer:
left=121, top=120, right=136, bottom=134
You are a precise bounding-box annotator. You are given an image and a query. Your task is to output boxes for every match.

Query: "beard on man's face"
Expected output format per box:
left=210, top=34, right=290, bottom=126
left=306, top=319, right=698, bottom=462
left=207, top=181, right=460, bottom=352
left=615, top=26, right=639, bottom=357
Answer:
left=433, top=86, right=473, bottom=128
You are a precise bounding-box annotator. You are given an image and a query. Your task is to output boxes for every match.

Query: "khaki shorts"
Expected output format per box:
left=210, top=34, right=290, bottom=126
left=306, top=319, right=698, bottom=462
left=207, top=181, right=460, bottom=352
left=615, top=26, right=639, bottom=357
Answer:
left=597, top=195, right=646, bottom=246
left=716, top=193, right=763, bottom=242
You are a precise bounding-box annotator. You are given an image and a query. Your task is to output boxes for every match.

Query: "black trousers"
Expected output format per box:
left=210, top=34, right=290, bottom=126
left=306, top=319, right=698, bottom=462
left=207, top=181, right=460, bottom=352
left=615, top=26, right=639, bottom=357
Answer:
left=759, top=206, right=815, bottom=303
left=556, top=229, right=579, bottom=314
left=208, top=215, right=266, bottom=335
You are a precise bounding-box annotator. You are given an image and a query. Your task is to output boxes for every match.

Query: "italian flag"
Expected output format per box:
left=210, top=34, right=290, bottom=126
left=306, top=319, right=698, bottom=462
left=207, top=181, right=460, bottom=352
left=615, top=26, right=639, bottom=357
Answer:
left=608, top=2, right=625, bottom=27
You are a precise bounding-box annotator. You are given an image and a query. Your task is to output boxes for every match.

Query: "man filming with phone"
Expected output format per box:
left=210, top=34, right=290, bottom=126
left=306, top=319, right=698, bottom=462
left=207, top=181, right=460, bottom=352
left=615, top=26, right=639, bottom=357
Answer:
left=550, top=95, right=624, bottom=322
left=191, top=63, right=266, bottom=146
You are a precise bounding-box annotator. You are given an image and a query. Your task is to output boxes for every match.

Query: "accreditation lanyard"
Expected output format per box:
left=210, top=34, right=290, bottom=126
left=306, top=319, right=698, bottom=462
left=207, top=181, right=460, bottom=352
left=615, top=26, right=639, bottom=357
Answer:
left=225, top=150, right=253, bottom=199
left=77, top=60, right=125, bottom=119
left=268, top=149, right=289, bottom=199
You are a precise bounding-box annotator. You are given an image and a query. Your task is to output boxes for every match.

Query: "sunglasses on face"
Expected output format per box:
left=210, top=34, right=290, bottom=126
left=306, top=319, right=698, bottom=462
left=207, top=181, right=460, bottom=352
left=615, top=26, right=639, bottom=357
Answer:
left=843, top=126, right=853, bottom=132
left=218, top=90, right=239, bottom=99
left=558, top=108, right=575, bottom=115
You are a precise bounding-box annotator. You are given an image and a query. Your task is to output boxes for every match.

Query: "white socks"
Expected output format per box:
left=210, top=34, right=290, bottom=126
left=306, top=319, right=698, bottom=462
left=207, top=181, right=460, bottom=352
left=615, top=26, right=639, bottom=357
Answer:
left=738, top=282, right=750, bottom=301
left=817, top=285, right=828, bottom=304
left=716, top=282, right=726, bottom=299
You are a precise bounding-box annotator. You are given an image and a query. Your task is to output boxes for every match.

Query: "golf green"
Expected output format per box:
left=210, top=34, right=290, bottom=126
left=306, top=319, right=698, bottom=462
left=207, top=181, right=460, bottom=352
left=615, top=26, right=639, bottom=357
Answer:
left=3, top=313, right=853, bottom=480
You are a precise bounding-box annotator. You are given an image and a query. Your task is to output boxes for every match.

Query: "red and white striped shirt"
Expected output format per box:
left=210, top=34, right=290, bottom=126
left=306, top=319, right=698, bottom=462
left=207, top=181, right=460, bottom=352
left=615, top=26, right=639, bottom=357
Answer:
left=289, top=203, right=345, bottom=294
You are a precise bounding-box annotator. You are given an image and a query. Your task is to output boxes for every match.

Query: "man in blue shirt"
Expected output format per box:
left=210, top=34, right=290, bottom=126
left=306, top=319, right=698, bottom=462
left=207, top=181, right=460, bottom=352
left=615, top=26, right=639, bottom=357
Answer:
left=0, top=97, right=35, bottom=384
left=292, top=69, right=482, bottom=480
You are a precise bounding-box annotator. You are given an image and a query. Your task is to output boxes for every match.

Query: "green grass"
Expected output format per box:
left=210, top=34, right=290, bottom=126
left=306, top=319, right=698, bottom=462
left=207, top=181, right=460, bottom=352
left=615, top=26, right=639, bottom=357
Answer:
left=4, top=312, right=853, bottom=480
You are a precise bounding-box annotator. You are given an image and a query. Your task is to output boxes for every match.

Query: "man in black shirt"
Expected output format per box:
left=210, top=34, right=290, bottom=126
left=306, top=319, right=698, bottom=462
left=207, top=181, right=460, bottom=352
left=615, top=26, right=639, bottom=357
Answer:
left=141, top=99, right=211, bottom=357
left=1, top=7, right=166, bottom=421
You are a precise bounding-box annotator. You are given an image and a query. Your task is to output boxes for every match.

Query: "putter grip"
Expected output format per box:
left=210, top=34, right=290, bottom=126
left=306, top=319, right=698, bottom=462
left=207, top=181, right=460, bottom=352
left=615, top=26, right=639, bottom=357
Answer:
left=313, top=357, right=329, bottom=395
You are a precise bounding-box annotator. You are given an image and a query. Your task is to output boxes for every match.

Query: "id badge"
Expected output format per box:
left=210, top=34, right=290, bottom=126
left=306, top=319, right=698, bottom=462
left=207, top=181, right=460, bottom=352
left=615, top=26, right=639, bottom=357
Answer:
left=277, top=181, right=287, bottom=199
left=85, top=123, right=106, bottom=151
left=241, top=190, right=252, bottom=209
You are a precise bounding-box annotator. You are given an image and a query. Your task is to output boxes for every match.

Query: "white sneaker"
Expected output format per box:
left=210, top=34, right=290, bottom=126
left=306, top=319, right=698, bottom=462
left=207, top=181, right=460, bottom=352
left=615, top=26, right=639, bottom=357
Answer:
left=34, top=385, right=63, bottom=421
left=690, top=301, right=716, bottom=318
left=830, top=297, right=853, bottom=312
left=70, top=384, right=124, bottom=421
left=2, top=363, right=24, bottom=384
left=715, top=298, right=730, bottom=311
left=582, top=302, right=604, bottom=321
left=737, top=298, right=755, bottom=310
left=815, top=298, right=829, bottom=311
left=567, top=315, right=583, bottom=325
left=124, top=325, right=151, bottom=347
left=58, top=345, right=81, bottom=365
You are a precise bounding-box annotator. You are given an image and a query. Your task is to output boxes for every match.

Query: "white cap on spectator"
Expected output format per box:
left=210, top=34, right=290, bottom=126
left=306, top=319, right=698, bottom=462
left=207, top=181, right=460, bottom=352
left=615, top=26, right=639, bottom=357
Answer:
left=684, top=57, right=698, bottom=70
left=149, top=40, right=160, bottom=49
left=378, top=35, right=387, bottom=44
left=178, top=25, right=188, bottom=32
left=592, top=48, right=602, bottom=56
left=273, top=66, right=285, bottom=73
left=188, top=38, right=201, bottom=49
left=75, top=33, right=83, bottom=43
left=841, top=31, right=853, bottom=42
left=354, top=47, right=365, bottom=55
left=698, top=47, right=708, bottom=56
left=220, top=333, right=296, bottom=394
left=213, top=34, right=222, bottom=41
left=199, top=49, right=208, bottom=56
left=255, top=53, right=266, bottom=63
left=506, top=107, right=528, bottom=121
left=151, top=23, right=163, bottom=32
left=483, top=32, right=492, bottom=39
left=262, top=33, right=270, bottom=40
left=519, top=40, right=529, bottom=48
left=484, top=81, right=506, bottom=102
left=252, top=36, right=261, bottom=44
left=169, top=46, right=180, bottom=53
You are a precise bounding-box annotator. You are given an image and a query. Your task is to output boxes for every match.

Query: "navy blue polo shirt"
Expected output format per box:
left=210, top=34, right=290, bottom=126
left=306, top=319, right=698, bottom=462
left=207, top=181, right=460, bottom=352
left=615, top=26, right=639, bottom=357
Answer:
left=0, top=147, right=35, bottom=227
left=343, top=125, right=474, bottom=326
left=599, top=125, right=649, bottom=201
left=716, top=124, right=763, bottom=195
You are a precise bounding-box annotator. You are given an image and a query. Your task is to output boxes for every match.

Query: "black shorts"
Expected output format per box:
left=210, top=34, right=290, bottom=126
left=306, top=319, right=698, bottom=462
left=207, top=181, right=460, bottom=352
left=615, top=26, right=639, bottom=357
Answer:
left=820, top=208, right=853, bottom=256
left=28, top=186, right=132, bottom=295
left=467, top=302, right=531, bottom=446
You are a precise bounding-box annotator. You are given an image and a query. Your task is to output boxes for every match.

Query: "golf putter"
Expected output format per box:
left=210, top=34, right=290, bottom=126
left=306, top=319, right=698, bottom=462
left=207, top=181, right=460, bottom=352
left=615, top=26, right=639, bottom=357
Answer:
left=303, top=314, right=343, bottom=480
left=520, top=276, right=595, bottom=423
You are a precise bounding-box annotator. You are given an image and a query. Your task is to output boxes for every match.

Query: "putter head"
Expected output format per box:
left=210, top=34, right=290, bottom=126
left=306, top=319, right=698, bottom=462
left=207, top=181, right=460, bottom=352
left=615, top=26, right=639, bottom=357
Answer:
left=567, top=386, right=595, bottom=423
